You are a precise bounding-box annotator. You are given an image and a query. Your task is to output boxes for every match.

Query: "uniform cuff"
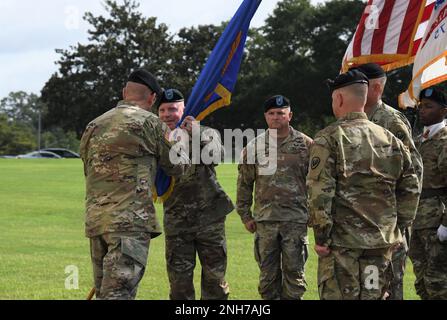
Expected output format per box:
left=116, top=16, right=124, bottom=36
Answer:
left=314, top=230, right=331, bottom=247
left=442, top=216, right=447, bottom=228
left=240, top=214, right=254, bottom=224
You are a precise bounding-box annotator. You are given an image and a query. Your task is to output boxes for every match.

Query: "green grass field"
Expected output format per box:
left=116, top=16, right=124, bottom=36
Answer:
left=0, top=159, right=418, bottom=300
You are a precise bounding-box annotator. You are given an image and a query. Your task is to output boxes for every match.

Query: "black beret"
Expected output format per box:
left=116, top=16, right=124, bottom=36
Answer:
left=160, top=89, right=185, bottom=104
left=420, top=87, right=447, bottom=108
left=350, top=63, right=386, bottom=80
left=264, top=95, right=291, bottom=113
left=326, top=70, right=369, bottom=92
left=128, top=69, right=162, bottom=95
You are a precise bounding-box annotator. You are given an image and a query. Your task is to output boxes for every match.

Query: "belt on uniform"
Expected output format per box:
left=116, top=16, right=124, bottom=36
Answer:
left=420, top=187, right=447, bottom=199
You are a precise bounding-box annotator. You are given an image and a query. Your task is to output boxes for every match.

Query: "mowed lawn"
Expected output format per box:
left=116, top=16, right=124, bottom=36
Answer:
left=0, top=160, right=418, bottom=300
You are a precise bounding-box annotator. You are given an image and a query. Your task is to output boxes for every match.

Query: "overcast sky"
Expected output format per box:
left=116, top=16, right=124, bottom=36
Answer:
left=0, top=0, right=327, bottom=98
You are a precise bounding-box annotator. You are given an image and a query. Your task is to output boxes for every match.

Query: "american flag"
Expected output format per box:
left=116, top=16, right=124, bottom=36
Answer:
left=342, top=0, right=436, bottom=72
left=400, top=0, right=447, bottom=108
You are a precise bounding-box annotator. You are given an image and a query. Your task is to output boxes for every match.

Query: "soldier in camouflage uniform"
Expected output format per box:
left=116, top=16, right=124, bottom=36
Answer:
left=237, top=95, right=313, bottom=300
left=158, top=89, right=234, bottom=300
left=307, top=70, right=420, bottom=300
left=80, top=70, right=190, bottom=300
left=409, top=87, right=447, bottom=300
left=352, top=63, right=423, bottom=300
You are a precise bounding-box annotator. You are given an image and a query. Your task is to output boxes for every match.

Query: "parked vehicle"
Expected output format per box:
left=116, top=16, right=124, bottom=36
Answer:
left=16, top=151, right=62, bottom=159
left=41, top=148, right=80, bottom=159
left=1, top=148, right=80, bottom=159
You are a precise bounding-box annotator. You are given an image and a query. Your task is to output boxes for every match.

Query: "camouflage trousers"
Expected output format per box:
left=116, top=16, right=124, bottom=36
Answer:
left=318, top=246, right=393, bottom=300
left=388, top=232, right=409, bottom=300
left=254, top=222, right=308, bottom=300
left=165, top=219, right=229, bottom=300
left=90, top=232, right=151, bottom=300
left=409, top=228, right=447, bottom=300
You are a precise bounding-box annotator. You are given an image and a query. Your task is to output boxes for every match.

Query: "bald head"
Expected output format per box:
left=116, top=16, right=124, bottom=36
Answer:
left=123, top=81, right=157, bottom=110
left=332, top=83, right=368, bottom=119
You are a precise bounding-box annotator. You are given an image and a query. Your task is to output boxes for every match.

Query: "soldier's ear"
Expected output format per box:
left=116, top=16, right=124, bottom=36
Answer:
left=335, top=92, right=343, bottom=108
left=122, top=87, right=127, bottom=100
left=373, top=82, right=382, bottom=95
left=147, top=91, right=157, bottom=107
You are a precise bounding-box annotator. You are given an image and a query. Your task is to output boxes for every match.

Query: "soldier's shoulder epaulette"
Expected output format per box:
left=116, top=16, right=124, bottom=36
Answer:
left=368, top=120, right=395, bottom=138
left=382, top=103, right=411, bottom=126
left=92, top=107, right=117, bottom=124
left=438, top=128, right=447, bottom=140
left=313, top=128, right=332, bottom=148
left=316, top=122, right=339, bottom=138
left=140, top=110, right=164, bottom=127
left=382, top=103, right=401, bottom=115
left=85, top=120, right=96, bottom=130
left=297, top=130, right=313, bottom=146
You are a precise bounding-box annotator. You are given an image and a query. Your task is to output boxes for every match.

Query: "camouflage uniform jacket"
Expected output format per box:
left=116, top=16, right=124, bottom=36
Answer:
left=368, top=100, right=424, bottom=186
left=80, top=101, right=188, bottom=239
left=237, top=127, right=313, bottom=224
left=413, top=126, right=447, bottom=230
left=163, top=126, right=234, bottom=236
left=307, top=112, right=420, bottom=249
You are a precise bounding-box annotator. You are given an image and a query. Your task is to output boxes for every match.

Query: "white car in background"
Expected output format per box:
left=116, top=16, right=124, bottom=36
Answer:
left=16, top=151, right=62, bottom=159
left=41, top=148, right=80, bottom=158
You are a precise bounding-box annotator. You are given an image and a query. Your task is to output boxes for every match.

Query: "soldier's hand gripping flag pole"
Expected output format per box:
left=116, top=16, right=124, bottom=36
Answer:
left=153, top=0, right=262, bottom=202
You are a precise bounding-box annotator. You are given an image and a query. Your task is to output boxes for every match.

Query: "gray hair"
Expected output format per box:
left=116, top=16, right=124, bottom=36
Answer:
left=339, top=83, right=368, bottom=104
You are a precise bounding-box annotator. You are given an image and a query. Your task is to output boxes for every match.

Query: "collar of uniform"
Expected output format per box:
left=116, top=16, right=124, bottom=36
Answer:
left=423, top=121, right=446, bottom=141
left=340, top=112, right=368, bottom=121
left=117, top=100, right=140, bottom=109
left=367, top=100, right=383, bottom=119
left=267, top=126, right=294, bottom=146
left=284, top=126, right=302, bottom=144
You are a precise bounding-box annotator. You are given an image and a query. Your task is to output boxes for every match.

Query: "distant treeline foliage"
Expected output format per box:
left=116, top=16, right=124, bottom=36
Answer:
left=2, top=0, right=417, bottom=155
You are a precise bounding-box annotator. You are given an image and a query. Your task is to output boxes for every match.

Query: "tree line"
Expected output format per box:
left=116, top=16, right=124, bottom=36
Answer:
left=1, top=0, right=414, bottom=155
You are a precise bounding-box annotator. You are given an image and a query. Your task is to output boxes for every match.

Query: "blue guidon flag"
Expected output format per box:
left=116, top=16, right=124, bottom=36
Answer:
left=154, top=0, right=262, bottom=202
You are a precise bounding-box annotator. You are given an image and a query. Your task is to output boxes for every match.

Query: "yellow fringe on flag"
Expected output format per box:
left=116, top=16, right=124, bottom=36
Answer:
left=197, top=84, right=232, bottom=121
left=152, top=177, right=176, bottom=203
